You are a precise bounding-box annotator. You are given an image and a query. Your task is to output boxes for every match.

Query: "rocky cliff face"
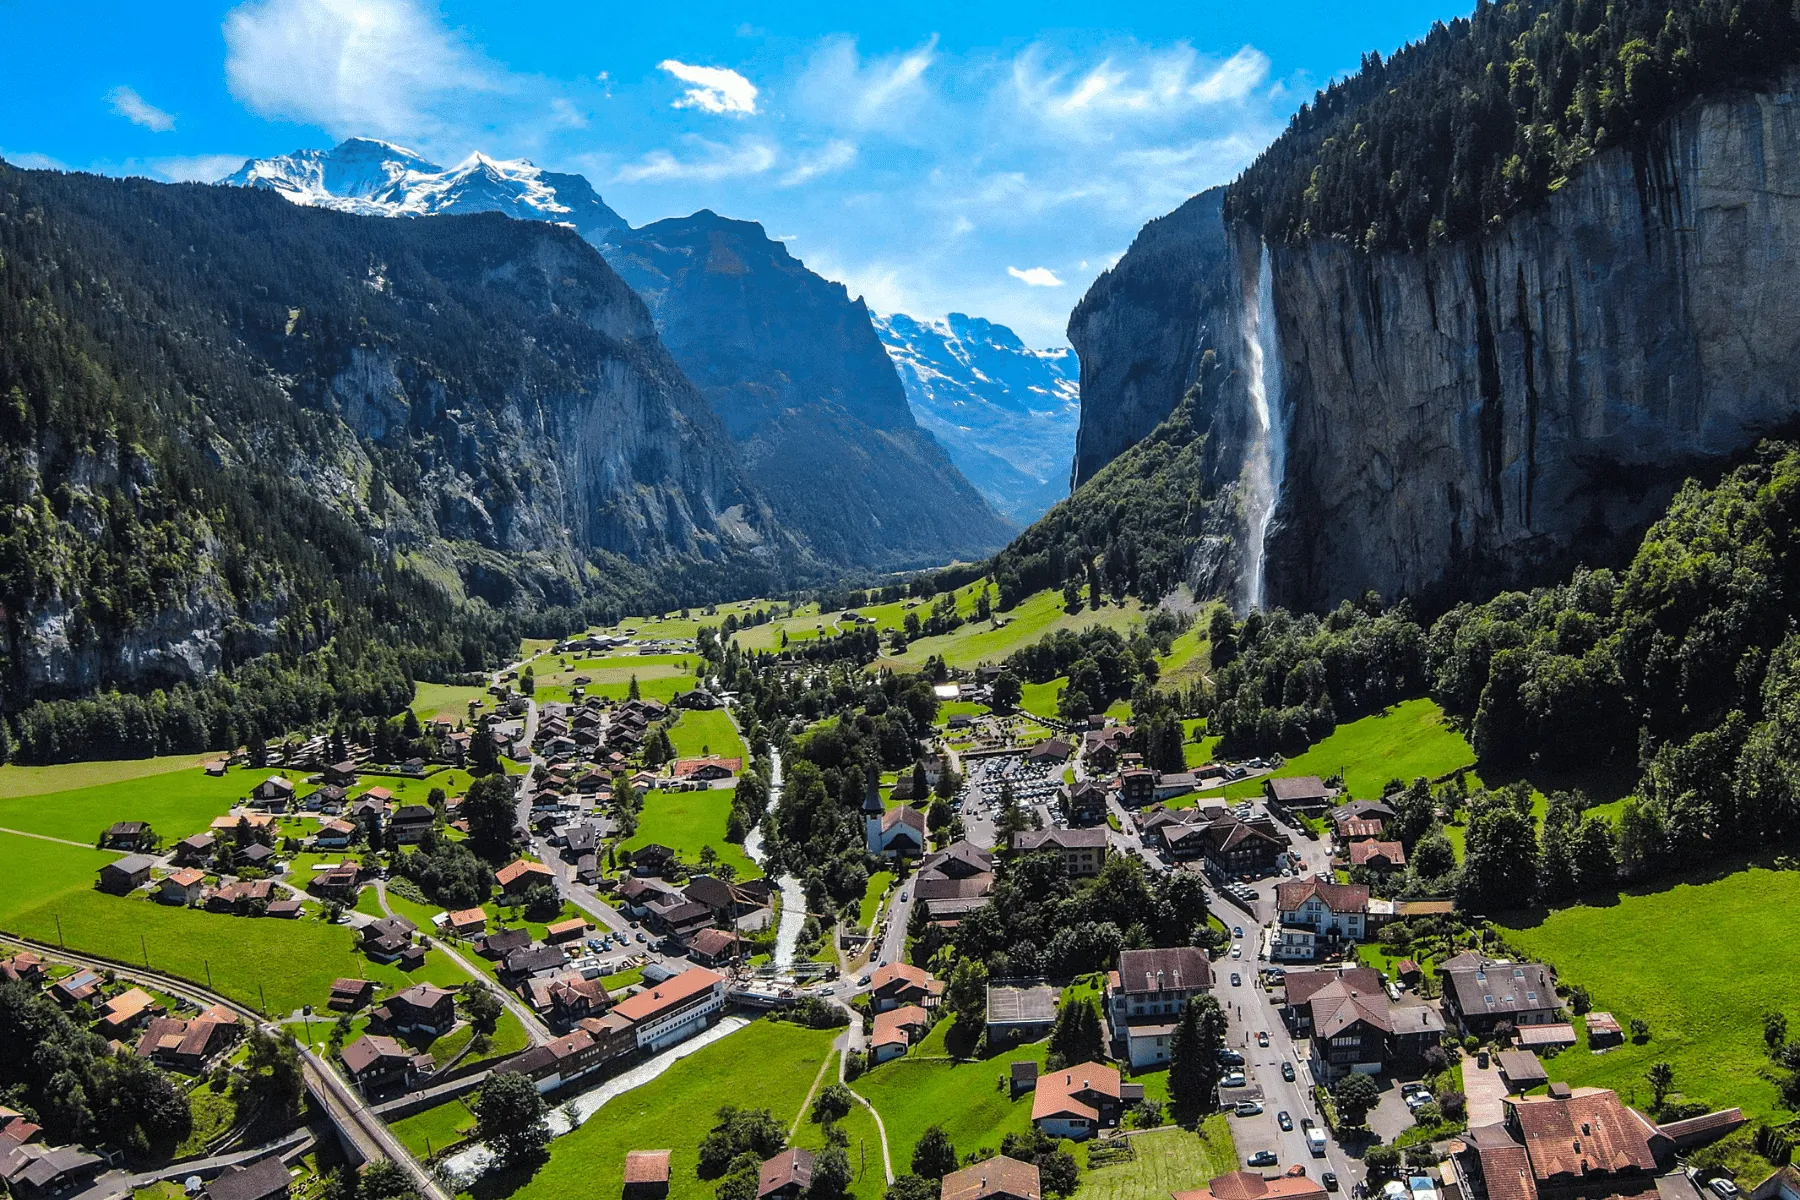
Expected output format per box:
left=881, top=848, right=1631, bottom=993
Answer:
left=603, top=212, right=1014, bottom=569
left=0, top=166, right=781, bottom=700
left=1067, top=74, right=1800, bottom=611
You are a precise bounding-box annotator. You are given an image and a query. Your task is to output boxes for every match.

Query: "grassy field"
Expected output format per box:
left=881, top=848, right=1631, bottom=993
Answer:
left=3, top=879, right=469, bottom=1016
left=790, top=1054, right=886, bottom=1200
left=1497, top=862, right=1800, bottom=1122
left=392, top=1096, right=477, bottom=1160
left=853, top=1038, right=1049, bottom=1168
left=622, top=789, right=760, bottom=880
left=0, top=831, right=120, bottom=924
left=878, top=588, right=1150, bottom=672
left=1157, top=615, right=1216, bottom=690
left=857, top=872, right=894, bottom=930
left=527, top=653, right=702, bottom=707
left=1191, top=698, right=1479, bottom=803
left=1075, top=1119, right=1236, bottom=1199
left=0, top=764, right=287, bottom=845
left=0, top=754, right=216, bottom=799
left=483, top=1020, right=835, bottom=1200
left=668, top=709, right=746, bottom=761
left=413, top=682, right=491, bottom=724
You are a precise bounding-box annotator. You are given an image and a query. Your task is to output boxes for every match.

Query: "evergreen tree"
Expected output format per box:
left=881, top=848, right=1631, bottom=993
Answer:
left=1168, top=995, right=1227, bottom=1118
left=1047, top=996, right=1104, bottom=1069
left=911, top=1125, right=958, bottom=1180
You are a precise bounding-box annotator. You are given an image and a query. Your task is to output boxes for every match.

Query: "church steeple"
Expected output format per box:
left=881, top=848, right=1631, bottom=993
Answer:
left=862, top=763, right=884, bottom=853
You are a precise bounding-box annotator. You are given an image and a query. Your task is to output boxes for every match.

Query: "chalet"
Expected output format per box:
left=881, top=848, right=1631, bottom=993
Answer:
left=205, top=1156, right=291, bottom=1200
left=507, top=1028, right=611, bottom=1092
left=135, top=1007, right=240, bottom=1072
left=445, top=908, right=488, bottom=937
left=495, top=858, right=555, bottom=898
left=101, top=821, right=156, bottom=850
left=323, top=761, right=359, bottom=787
left=1061, top=780, right=1110, bottom=826
left=1030, top=1061, right=1138, bottom=1140
left=672, top=756, right=742, bottom=782
left=870, top=1004, right=931, bottom=1064
left=1348, top=840, right=1406, bottom=869
left=630, top=843, right=677, bottom=876
left=1273, top=879, right=1369, bottom=960
left=869, top=962, right=942, bottom=1012
left=235, top=841, right=277, bottom=870
left=173, top=832, right=217, bottom=866
left=311, top=783, right=349, bottom=812
left=684, top=928, right=742, bottom=968
left=1081, top=727, right=1133, bottom=771
left=1456, top=1085, right=1663, bottom=1200
left=309, top=865, right=361, bottom=900
left=1011, top=827, right=1109, bottom=878
left=757, top=1148, right=815, bottom=1200
left=1173, top=1171, right=1327, bottom=1200
left=377, top=983, right=457, bottom=1038
left=340, top=1034, right=434, bottom=1094
left=683, top=875, right=763, bottom=923
left=390, top=806, right=434, bottom=844
left=1336, top=817, right=1387, bottom=842
left=97, top=855, right=154, bottom=894
left=611, top=967, right=726, bottom=1052
left=250, top=777, right=296, bottom=810
left=502, top=944, right=569, bottom=979
left=619, top=877, right=680, bottom=917
left=0, top=952, right=44, bottom=984
left=1026, top=739, right=1074, bottom=765
left=327, top=978, right=376, bottom=1011
left=1, top=1144, right=104, bottom=1200
left=159, top=868, right=207, bottom=906
left=645, top=898, right=714, bottom=940
left=523, top=973, right=611, bottom=1030
left=96, top=988, right=160, bottom=1036
left=1265, top=776, right=1332, bottom=810
left=674, top=689, right=721, bottom=710
left=942, top=1157, right=1043, bottom=1200
left=623, top=1150, right=672, bottom=1199
left=478, top=927, right=533, bottom=959
left=1282, top=965, right=1446, bottom=1079
left=1119, top=768, right=1157, bottom=808
left=49, top=970, right=101, bottom=1007
left=1440, top=958, right=1562, bottom=1035
left=1105, top=947, right=1213, bottom=1067
left=546, top=917, right=589, bottom=944
left=915, top=841, right=996, bottom=922
left=314, top=819, right=357, bottom=849
left=1330, top=798, right=1396, bottom=827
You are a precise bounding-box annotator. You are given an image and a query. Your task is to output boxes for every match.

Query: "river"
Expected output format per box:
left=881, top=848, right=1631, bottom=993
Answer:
left=743, top=747, right=807, bottom=974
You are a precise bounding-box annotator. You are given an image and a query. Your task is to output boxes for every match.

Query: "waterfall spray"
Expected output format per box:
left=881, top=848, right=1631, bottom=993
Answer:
left=1240, top=241, right=1286, bottom=612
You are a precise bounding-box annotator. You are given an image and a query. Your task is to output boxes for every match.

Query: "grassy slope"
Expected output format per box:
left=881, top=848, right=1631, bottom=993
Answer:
left=1498, top=863, right=1800, bottom=1122
left=0, top=765, right=289, bottom=845
left=878, top=589, right=1150, bottom=672
left=413, top=683, right=491, bottom=724
left=391, top=1096, right=476, bottom=1160
left=853, top=1038, right=1050, bottom=1168
left=790, top=1054, right=886, bottom=1200
left=669, top=710, right=747, bottom=761
left=1190, top=698, right=1479, bottom=804
left=1075, top=1119, right=1236, bottom=1200
left=489, top=1021, right=835, bottom=1200
left=0, top=754, right=215, bottom=799
left=622, top=789, right=760, bottom=880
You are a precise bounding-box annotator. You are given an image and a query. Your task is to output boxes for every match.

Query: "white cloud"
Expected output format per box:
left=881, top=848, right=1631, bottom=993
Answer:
left=151, top=154, right=255, bottom=182
left=1190, top=46, right=1270, bottom=103
left=781, top=140, right=857, bottom=186
left=615, top=137, right=776, bottom=183
left=223, top=0, right=498, bottom=140
left=108, top=86, right=175, bottom=132
left=1008, top=266, right=1064, bottom=287
left=797, top=37, right=938, bottom=134
left=0, top=149, right=69, bottom=171
left=657, top=60, right=758, bottom=116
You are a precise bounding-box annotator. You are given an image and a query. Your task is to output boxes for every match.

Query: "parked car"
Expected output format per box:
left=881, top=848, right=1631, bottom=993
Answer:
left=1278, top=1111, right=1294, bottom=1131
left=1322, top=1173, right=1339, bottom=1192
left=1710, top=1182, right=1740, bottom=1200
left=1282, top=1062, right=1296, bottom=1082
left=1236, top=1101, right=1264, bottom=1117
left=1248, top=1151, right=1279, bottom=1168
left=1218, top=1049, right=1245, bottom=1066
left=1221, top=1072, right=1248, bottom=1088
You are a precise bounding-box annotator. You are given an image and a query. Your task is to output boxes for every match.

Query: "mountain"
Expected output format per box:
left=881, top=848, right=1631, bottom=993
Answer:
left=873, top=312, right=1079, bottom=524
left=223, top=137, right=628, bottom=244
left=601, top=212, right=1015, bottom=570
left=0, top=162, right=787, bottom=758
left=1060, top=0, right=1800, bottom=614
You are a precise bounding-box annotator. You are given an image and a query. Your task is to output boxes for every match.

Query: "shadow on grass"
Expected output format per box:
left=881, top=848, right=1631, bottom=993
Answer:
left=1475, top=759, right=1636, bottom=805
left=466, top=1148, right=549, bottom=1200
left=1490, top=843, right=1799, bottom=932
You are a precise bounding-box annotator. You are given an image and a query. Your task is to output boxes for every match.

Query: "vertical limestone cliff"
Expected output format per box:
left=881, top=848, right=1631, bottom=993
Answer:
left=1066, top=74, right=1800, bottom=611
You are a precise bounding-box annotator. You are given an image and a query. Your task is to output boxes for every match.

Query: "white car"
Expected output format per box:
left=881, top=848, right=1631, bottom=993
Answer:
left=1234, top=1100, right=1263, bottom=1116
left=1231, top=945, right=1242, bottom=959
left=1710, top=1182, right=1740, bottom=1200
left=1221, top=1071, right=1248, bottom=1088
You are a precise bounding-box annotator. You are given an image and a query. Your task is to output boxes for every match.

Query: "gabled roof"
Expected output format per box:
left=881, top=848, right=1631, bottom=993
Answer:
left=757, top=1148, right=814, bottom=1197
left=942, top=1155, right=1042, bottom=1200
left=622, top=1150, right=671, bottom=1185
left=1275, top=879, right=1369, bottom=915
left=1116, top=947, right=1211, bottom=994
left=1174, top=1170, right=1328, bottom=1200
left=611, top=966, right=723, bottom=1023
left=1031, top=1061, right=1122, bottom=1121
left=1348, top=840, right=1406, bottom=866
left=1507, top=1087, right=1659, bottom=1179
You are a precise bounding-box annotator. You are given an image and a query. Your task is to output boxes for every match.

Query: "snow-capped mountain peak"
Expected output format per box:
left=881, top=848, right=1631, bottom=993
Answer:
left=220, top=138, right=627, bottom=243
left=874, top=311, right=1080, bottom=523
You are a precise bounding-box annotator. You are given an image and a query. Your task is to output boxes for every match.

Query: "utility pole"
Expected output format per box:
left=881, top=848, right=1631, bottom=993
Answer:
left=141, top=934, right=149, bottom=968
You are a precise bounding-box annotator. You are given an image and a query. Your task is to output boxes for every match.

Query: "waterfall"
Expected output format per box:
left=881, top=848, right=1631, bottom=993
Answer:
left=1240, top=241, right=1286, bottom=612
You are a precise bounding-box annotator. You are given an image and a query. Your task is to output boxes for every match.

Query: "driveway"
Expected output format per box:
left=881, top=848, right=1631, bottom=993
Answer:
left=1463, top=1055, right=1507, bottom=1128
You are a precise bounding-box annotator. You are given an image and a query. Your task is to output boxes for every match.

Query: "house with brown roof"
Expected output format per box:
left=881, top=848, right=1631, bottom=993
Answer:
left=159, top=868, right=207, bottom=906
left=495, top=858, right=555, bottom=897
left=102, top=821, right=156, bottom=850
left=870, top=1005, right=931, bottom=1064
left=1030, top=1061, right=1139, bottom=1140
left=507, top=1028, right=613, bottom=1092
left=1106, top=946, right=1213, bottom=1067
left=684, top=928, right=742, bottom=968
left=250, top=776, right=296, bottom=810
left=377, top=983, right=457, bottom=1038
left=757, top=1148, right=814, bottom=1200
left=1011, top=826, right=1109, bottom=878
left=546, top=917, right=589, bottom=944
left=1348, top=840, right=1406, bottom=870
left=205, top=1156, right=291, bottom=1200
left=916, top=841, right=997, bottom=921
left=1440, top=958, right=1561, bottom=1035
left=1282, top=965, right=1446, bottom=1079
left=1455, top=1084, right=1664, bottom=1200
left=173, top=832, right=217, bottom=866
left=672, top=756, right=742, bottom=782
left=1273, top=879, right=1369, bottom=961
left=941, top=1155, right=1042, bottom=1200
left=97, top=855, right=154, bottom=895
left=328, top=979, right=376, bottom=1011
left=1336, top=817, right=1388, bottom=842
left=1265, top=776, right=1333, bottom=810
left=870, top=962, right=942, bottom=1012
left=1174, top=1170, right=1329, bottom=1200
left=623, top=1150, right=672, bottom=1198
left=97, top=988, right=160, bottom=1036
left=523, top=973, right=611, bottom=1031
left=446, top=908, right=488, bottom=937
left=340, top=1034, right=434, bottom=1095
left=135, top=1007, right=240, bottom=1072
left=1497, top=1049, right=1550, bottom=1093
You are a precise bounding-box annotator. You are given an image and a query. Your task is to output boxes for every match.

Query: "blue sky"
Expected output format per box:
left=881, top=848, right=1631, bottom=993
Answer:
left=1, top=0, right=1467, bottom=345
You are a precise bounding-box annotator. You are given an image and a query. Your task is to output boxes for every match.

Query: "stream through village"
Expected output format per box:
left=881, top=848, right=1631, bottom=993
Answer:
left=438, top=744, right=806, bottom=1183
